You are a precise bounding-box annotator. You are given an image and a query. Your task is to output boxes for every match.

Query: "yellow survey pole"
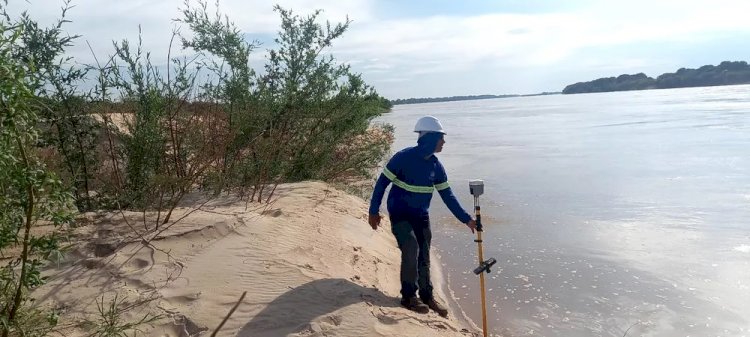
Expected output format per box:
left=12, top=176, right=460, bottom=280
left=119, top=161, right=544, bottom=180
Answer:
left=469, top=180, right=496, bottom=337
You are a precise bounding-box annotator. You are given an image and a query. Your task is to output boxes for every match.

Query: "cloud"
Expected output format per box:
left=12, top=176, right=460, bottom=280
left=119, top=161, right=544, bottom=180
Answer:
left=6, top=0, right=374, bottom=66
left=322, top=0, right=750, bottom=96
left=335, top=0, right=750, bottom=74
left=6, top=0, right=750, bottom=97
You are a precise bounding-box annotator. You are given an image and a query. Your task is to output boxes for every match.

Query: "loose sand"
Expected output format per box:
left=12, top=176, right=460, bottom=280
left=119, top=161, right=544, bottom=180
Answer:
left=32, top=181, right=480, bottom=337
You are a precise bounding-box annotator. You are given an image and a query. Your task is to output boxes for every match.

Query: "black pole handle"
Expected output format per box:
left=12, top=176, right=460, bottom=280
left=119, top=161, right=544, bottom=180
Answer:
left=473, top=258, right=497, bottom=275
left=473, top=196, right=483, bottom=232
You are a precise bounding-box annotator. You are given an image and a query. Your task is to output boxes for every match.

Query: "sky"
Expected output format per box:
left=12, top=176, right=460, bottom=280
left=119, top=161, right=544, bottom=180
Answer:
left=5, top=0, right=750, bottom=99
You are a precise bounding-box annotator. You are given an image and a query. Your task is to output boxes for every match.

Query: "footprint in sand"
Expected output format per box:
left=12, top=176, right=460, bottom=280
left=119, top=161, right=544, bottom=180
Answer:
left=376, top=313, right=399, bottom=325
left=263, top=209, right=283, bottom=217
left=80, top=258, right=106, bottom=269
left=327, top=315, right=343, bottom=326
left=165, top=292, right=202, bottom=305
left=129, top=258, right=150, bottom=270
left=119, top=258, right=151, bottom=274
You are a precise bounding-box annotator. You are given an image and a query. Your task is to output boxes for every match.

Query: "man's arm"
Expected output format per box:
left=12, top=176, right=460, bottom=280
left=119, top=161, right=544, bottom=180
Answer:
left=369, top=173, right=391, bottom=216
left=437, top=185, right=476, bottom=232
left=368, top=173, right=391, bottom=230
left=437, top=185, right=472, bottom=224
left=368, top=154, right=403, bottom=229
left=434, top=160, right=473, bottom=225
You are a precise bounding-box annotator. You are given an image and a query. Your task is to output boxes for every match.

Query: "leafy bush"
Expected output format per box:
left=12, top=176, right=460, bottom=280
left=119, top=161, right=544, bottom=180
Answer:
left=1, top=4, right=75, bottom=335
left=1, top=0, right=392, bottom=332
left=180, top=3, right=392, bottom=200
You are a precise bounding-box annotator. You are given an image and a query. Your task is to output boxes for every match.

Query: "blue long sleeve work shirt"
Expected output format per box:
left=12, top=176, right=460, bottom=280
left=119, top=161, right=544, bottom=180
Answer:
left=369, top=132, right=472, bottom=224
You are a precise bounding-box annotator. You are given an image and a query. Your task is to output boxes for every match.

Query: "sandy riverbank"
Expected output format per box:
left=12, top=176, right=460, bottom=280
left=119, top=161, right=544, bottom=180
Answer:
left=32, top=181, right=480, bottom=336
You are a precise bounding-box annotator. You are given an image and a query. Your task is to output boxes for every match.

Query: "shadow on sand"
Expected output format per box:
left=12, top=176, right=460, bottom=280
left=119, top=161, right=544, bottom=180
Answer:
left=236, top=278, right=400, bottom=336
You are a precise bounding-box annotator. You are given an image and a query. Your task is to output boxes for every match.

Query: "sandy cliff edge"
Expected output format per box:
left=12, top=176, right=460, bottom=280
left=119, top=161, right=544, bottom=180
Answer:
left=33, top=181, right=480, bottom=337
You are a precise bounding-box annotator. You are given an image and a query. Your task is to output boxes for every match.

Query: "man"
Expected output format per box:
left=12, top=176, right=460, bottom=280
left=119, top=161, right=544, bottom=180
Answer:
left=368, top=115, right=477, bottom=317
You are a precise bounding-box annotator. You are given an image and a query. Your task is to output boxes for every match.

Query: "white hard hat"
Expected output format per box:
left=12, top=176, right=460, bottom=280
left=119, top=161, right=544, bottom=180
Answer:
left=414, top=116, right=446, bottom=134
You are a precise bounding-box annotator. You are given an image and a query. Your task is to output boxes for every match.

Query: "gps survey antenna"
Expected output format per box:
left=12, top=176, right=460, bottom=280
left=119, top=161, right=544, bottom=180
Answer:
left=470, top=179, right=496, bottom=337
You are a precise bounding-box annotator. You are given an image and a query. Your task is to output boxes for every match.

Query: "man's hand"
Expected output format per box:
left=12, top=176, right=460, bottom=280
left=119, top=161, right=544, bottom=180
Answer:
left=465, top=219, right=477, bottom=233
left=369, top=214, right=382, bottom=230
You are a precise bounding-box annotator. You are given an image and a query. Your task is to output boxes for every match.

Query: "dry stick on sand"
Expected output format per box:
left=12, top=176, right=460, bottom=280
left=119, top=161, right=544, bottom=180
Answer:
left=114, top=196, right=214, bottom=270
left=210, top=291, right=247, bottom=337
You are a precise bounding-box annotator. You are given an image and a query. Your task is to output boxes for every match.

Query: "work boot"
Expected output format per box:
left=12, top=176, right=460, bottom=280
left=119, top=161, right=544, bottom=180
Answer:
left=400, top=296, right=429, bottom=314
left=422, top=297, right=449, bottom=318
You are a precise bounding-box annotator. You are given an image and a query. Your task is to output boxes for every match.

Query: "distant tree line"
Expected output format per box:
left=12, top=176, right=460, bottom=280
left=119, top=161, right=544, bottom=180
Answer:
left=390, top=92, right=559, bottom=105
left=563, top=61, right=750, bottom=94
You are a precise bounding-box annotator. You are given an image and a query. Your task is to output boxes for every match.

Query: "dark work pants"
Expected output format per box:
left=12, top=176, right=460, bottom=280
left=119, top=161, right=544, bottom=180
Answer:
left=390, top=214, right=433, bottom=301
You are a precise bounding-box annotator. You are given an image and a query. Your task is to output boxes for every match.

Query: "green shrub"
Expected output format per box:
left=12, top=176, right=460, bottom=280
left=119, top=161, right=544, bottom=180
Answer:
left=1, top=4, right=75, bottom=335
